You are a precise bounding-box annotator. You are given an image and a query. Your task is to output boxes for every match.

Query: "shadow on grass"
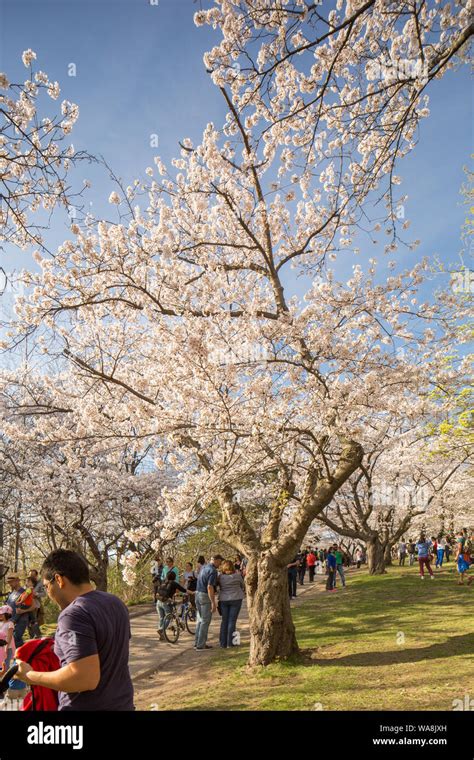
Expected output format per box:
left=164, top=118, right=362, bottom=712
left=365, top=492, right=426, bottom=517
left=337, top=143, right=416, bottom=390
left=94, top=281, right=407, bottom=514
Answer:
left=304, top=633, right=474, bottom=667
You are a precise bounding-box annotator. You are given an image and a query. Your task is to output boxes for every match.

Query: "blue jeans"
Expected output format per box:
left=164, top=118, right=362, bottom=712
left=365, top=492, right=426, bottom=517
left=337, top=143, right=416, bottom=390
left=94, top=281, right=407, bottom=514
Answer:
left=194, top=591, right=212, bottom=648
left=156, top=600, right=172, bottom=631
left=436, top=548, right=445, bottom=567
left=13, top=614, right=28, bottom=649
left=336, top=564, right=345, bottom=587
left=219, top=599, right=242, bottom=647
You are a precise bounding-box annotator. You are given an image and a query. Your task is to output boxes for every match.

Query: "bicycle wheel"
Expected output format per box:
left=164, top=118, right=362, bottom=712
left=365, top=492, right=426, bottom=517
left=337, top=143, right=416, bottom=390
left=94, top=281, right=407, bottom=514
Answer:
left=185, top=606, right=197, bottom=635
left=163, top=613, right=180, bottom=644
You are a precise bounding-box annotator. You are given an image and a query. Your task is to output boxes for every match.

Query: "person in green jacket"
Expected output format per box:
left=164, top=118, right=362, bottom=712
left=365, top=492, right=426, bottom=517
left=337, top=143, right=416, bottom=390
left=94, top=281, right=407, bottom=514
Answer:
left=334, top=545, right=346, bottom=588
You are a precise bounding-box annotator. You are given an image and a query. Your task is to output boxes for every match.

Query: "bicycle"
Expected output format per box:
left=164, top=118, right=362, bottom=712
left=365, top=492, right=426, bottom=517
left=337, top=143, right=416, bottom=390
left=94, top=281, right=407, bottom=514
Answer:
left=161, top=595, right=196, bottom=643
left=179, top=594, right=197, bottom=636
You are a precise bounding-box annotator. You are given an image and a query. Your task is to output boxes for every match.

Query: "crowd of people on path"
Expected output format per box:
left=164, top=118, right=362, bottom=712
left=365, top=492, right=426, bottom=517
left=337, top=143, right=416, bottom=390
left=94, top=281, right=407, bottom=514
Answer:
left=151, top=553, right=248, bottom=650
left=0, top=526, right=470, bottom=713
left=150, top=543, right=359, bottom=653
left=287, top=545, right=356, bottom=596
left=396, top=529, right=473, bottom=584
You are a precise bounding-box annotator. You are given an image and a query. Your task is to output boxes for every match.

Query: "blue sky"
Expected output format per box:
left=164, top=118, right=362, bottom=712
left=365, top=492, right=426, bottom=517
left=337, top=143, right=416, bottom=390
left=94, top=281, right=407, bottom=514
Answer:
left=0, top=0, right=472, bottom=304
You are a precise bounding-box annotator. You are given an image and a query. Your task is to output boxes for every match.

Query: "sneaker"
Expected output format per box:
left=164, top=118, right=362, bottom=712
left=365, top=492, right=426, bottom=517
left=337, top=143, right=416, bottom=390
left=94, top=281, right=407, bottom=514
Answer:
left=420, top=576, right=424, bottom=580
left=430, top=575, right=435, bottom=580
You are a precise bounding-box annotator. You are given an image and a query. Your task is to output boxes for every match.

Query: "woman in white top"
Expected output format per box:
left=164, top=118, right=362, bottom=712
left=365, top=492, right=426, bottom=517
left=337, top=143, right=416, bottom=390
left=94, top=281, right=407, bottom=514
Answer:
left=436, top=536, right=446, bottom=568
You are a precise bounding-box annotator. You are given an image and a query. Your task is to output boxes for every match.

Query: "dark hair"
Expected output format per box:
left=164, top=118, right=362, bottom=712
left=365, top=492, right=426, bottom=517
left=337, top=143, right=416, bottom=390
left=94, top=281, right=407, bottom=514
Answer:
left=185, top=562, right=193, bottom=568
left=0, top=612, right=12, bottom=620
left=29, top=569, right=39, bottom=575
left=197, top=555, right=205, bottom=565
left=167, top=571, right=176, bottom=581
left=211, top=554, right=224, bottom=561
left=166, top=556, right=174, bottom=564
left=41, top=549, right=90, bottom=586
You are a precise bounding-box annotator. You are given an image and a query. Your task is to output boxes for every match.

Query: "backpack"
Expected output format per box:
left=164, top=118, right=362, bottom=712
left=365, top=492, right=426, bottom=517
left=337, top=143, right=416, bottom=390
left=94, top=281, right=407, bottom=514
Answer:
left=187, top=574, right=197, bottom=592
left=157, top=581, right=173, bottom=603
left=17, top=638, right=60, bottom=711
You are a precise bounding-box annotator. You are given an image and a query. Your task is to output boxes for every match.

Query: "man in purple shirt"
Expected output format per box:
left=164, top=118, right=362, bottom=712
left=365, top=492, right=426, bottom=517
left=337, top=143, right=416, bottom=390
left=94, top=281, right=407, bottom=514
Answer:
left=15, top=549, right=134, bottom=711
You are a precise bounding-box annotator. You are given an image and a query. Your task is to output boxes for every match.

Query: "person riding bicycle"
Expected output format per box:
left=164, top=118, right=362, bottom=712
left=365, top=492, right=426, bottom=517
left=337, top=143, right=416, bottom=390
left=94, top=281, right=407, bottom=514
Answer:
left=156, top=571, right=193, bottom=641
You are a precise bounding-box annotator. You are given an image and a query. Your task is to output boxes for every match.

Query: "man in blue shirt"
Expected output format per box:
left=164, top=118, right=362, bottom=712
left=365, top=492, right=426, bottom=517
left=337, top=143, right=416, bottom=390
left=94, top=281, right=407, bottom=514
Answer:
left=325, top=549, right=337, bottom=592
left=194, top=554, right=223, bottom=650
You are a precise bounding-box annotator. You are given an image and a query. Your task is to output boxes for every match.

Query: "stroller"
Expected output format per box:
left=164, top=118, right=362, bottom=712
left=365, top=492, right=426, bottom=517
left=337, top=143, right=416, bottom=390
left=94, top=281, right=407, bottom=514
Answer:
left=0, top=637, right=60, bottom=710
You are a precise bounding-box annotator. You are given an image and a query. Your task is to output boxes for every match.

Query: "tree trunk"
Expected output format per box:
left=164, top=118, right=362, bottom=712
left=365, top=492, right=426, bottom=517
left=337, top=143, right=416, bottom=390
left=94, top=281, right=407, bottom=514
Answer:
left=366, top=537, right=387, bottom=575
left=245, top=553, right=299, bottom=666
left=384, top=543, right=393, bottom=566
left=89, top=557, right=108, bottom=591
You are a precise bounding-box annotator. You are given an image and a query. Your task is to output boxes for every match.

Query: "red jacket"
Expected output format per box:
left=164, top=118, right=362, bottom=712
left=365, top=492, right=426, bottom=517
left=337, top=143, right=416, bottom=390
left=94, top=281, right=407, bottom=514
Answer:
left=306, top=553, right=317, bottom=566
left=16, top=637, right=60, bottom=711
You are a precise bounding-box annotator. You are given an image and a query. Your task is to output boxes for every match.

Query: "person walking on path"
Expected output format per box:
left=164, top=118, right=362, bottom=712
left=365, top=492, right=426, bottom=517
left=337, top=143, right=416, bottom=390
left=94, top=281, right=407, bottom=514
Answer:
left=217, top=560, right=245, bottom=648
left=287, top=556, right=298, bottom=598
left=416, top=535, right=434, bottom=580
left=456, top=531, right=472, bottom=586
left=306, top=550, right=317, bottom=582
left=334, top=546, right=346, bottom=587
left=435, top=536, right=446, bottom=569
left=398, top=540, right=407, bottom=566
left=297, top=550, right=307, bottom=586
left=194, top=554, right=223, bottom=650
left=14, top=549, right=134, bottom=711
left=355, top=547, right=364, bottom=569
left=444, top=538, right=452, bottom=563
left=407, top=540, right=416, bottom=566
left=326, top=549, right=337, bottom=591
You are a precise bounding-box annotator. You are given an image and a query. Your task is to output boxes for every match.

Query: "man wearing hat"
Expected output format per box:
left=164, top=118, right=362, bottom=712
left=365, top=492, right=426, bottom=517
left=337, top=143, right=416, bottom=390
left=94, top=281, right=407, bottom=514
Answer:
left=5, top=574, right=29, bottom=649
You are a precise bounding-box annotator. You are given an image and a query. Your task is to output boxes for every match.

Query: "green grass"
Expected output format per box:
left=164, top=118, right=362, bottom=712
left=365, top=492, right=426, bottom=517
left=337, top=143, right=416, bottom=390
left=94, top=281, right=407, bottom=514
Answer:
left=171, top=567, right=474, bottom=711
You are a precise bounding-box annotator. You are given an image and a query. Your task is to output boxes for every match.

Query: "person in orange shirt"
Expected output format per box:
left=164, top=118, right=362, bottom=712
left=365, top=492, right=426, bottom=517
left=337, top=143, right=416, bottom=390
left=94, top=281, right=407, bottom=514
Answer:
left=306, top=550, right=317, bottom=582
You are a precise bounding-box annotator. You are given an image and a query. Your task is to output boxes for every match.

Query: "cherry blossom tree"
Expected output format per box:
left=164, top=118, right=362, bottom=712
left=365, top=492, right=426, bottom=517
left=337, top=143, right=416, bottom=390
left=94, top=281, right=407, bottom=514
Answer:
left=4, top=1, right=472, bottom=665
left=0, top=386, right=172, bottom=590
left=0, top=50, right=96, bottom=255
left=317, top=422, right=472, bottom=574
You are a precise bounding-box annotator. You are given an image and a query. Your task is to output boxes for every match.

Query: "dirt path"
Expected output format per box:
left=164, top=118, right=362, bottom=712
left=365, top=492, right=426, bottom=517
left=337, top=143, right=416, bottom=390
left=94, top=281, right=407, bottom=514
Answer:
left=131, top=569, right=341, bottom=710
